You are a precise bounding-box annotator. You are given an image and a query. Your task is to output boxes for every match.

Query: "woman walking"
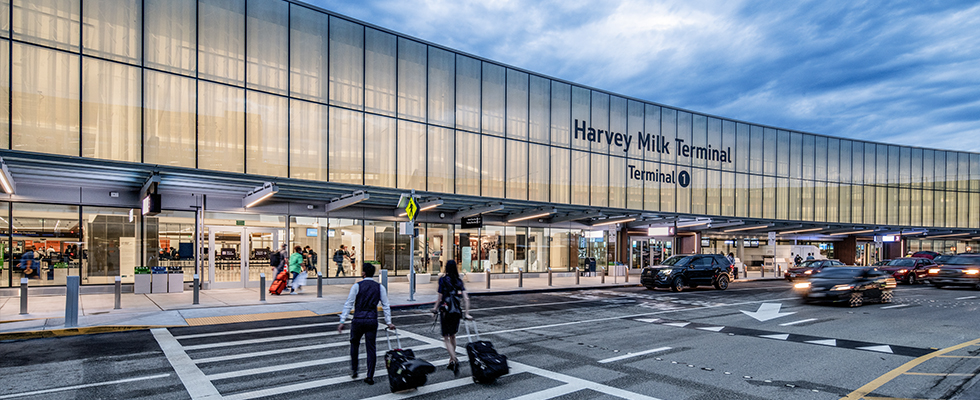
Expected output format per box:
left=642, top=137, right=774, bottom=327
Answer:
left=430, top=260, right=472, bottom=376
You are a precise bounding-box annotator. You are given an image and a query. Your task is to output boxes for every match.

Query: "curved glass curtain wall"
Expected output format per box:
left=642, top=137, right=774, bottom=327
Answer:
left=0, top=0, right=978, bottom=230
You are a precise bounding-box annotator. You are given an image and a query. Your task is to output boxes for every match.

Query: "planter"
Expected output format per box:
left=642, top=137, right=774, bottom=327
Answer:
left=415, top=273, right=431, bottom=284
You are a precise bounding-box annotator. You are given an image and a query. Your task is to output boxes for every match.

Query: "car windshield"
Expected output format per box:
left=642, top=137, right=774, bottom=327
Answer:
left=812, top=268, right=862, bottom=278
left=944, top=256, right=980, bottom=266
left=660, top=256, right=694, bottom=267
left=934, top=255, right=953, bottom=263
left=798, top=260, right=819, bottom=268
left=886, top=259, right=916, bottom=267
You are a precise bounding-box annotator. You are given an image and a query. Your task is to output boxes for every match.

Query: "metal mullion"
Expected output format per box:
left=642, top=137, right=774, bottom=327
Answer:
left=287, top=3, right=291, bottom=178
left=243, top=0, right=248, bottom=175
left=78, top=0, right=84, bottom=158
left=194, top=0, right=199, bottom=170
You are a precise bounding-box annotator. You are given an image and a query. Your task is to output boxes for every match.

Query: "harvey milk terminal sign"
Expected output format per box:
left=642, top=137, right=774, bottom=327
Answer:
left=575, top=119, right=733, bottom=188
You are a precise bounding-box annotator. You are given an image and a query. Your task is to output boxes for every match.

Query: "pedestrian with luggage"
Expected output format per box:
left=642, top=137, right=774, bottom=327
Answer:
left=272, top=243, right=288, bottom=276
left=288, top=246, right=304, bottom=294
left=430, top=260, right=471, bottom=377
left=338, top=262, right=395, bottom=385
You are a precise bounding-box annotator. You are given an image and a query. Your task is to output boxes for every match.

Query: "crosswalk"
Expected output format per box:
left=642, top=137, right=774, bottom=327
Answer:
left=154, top=320, right=662, bottom=400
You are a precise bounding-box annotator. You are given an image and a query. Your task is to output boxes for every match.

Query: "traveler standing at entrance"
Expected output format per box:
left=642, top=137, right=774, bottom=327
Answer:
left=334, top=245, right=350, bottom=277
left=338, top=262, right=395, bottom=385
left=18, top=246, right=39, bottom=279
left=303, top=245, right=318, bottom=276
left=289, top=246, right=304, bottom=294
left=430, top=260, right=472, bottom=377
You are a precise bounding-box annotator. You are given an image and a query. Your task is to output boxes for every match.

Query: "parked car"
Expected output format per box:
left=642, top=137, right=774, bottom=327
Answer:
left=911, top=250, right=940, bottom=260
left=872, top=259, right=892, bottom=267
left=641, top=254, right=734, bottom=292
left=877, top=257, right=935, bottom=284
left=928, top=254, right=980, bottom=290
left=796, top=267, right=897, bottom=307
left=784, top=259, right=848, bottom=281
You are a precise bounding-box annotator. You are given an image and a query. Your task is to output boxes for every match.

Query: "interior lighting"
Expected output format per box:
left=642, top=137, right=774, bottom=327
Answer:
left=828, top=229, right=875, bottom=236
left=593, top=217, right=636, bottom=227
left=243, top=183, right=278, bottom=208
left=507, top=212, right=553, bottom=223
left=780, top=227, right=824, bottom=234
left=722, top=224, right=772, bottom=233
left=926, top=232, right=971, bottom=239
left=0, top=158, right=16, bottom=194
left=398, top=199, right=443, bottom=217
left=676, top=220, right=710, bottom=228
left=899, top=231, right=927, bottom=236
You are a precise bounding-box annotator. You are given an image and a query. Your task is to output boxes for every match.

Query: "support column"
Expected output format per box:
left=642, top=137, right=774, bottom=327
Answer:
left=837, top=236, right=858, bottom=265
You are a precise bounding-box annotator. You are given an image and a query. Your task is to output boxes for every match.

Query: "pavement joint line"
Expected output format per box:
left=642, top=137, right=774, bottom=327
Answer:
left=173, top=322, right=335, bottom=340
left=779, top=318, right=818, bottom=326
left=840, top=337, right=980, bottom=400
left=182, top=331, right=342, bottom=351
left=193, top=341, right=351, bottom=364
left=151, top=328, right=221, bottom=400
left=205, top=343, right=441, bottom=380
left=183, top=310, right=318, bottom=326
left=598, top=346, right=672, bottom=364
left=0, top=373, right=172, bottom=399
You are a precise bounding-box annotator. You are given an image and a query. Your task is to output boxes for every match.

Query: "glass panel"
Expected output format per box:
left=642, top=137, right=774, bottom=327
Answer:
left=82, top=58, right=140, bottom=162
left=763, top=128, right=776, bottom=176
left=735, top=123, right=750, bottom=172
left=396, top=39, right=425, bottom=122
left=851, top=141, right=864, bottom=185
left=423, top=223, right=453, bottom=275
left=947, top=151, right=959, bottom=190
left=289, top=99, right=328, bottom=181
left=0, top=40, right=7, bottom=148
left=627, top=157, right=643, bottom=209
left=660, top=164, right=676, bottom=213
left=800, top=179, right=811, bottom=221
left=865, top=143, right=876, bottom=185
left=734, top=172, right=747, bottom=217
left=591, top=153, right=608, bottom=207
left=363, top=28, right=395, bottom=116
left=83, top=206, right=140, bottom=284
left=865, top=185, right=876, bottom=224
left=550, top=81, right=570, bottom=148
left=827, top=182, right=838, bottom=223
left=789, top=132, right=803, bottom=179
left=971, top=193, right=979, bottom=229
left=529, top=76, right=549, bottom=144
left=934, top=151, right=946, bottom=191
left=922, top=189, right=933, bottom=226
left=198, top=81, right=245, bottom=173
left=610, top=156, right=626, bottom=208
left=898, top=187, right=909, bottom=226
left=571, top=86, right=590, bottom=151
left=455, top=55, right=480, bottom=132
left=776, top=178, right=789, bottom=220
left=675, top=111, right=692, bottom=167
left=145, top=0, right=195, bottom=75
left=911, top=188, right=922, bottom=226
left=626, top=101, right=644, bottom=160
left=690, top=167, right=706, bottom=215
left=839, top=184, right=851, bottom=223
left=912, top=148, right=923, bottom=188
left=289, top=5, right=328, bottom=102
left=878, top=144, right=891, bottom=185
left=721, top=171, right=734, bottom=217
left=643, top=104, right=661, bottom=162
left=11, top=204, right=80, bottom=287
left=691, top=115, right=707, bottom=169
left=590, top=91, right=609, bottom=154
left=827, top=138, right=839, bottom=182
left=144, top=70, right=195, bottom=167
left=1, top=0, right=8, bottom=37
left=763, top=176, right=775, bottom=219
left=934, top=190, right=945, bottom=227
left=750, top=126, right=764, bottom=174
left=364, top=114, right=395, bottom=188
left=529, top=143, right=549, bottom=202
left=776, top=130, right=790, bottom=177
left=198, top=0, right=244, bottom=85
left=328, top=107, right=364, bottom=185
left=922, top=149, right=934, bottom=190
left=813, top=180, right=825, bottom=222
left=506, top=139, right=528, bottom=200
left=527, top=227, right=548, bottom=272
left=803, top=134, right=815, bottom=180
left=13, top=0, right=80, bottom=51
left=482, top=63, right=505, bottom=136
left=397, top=120, right=425, bottom=190
left=706, top=168, right=721, bottom=216
left=551, top=147, right=570, bottom=204
left=506, top=69, right=528, bottom=140
left=707, top=117, right=722, bottom=170
left=852, top=184, right=864, bottom=223
left=210, top=228, right=242, bottom=283
left=329, top=16, right=364, bottom=109
left=365, top=220, right=393, bottom=275
left=83, top=0, right=140, bottom=63
left=455, top=130, right=480, bottom=196
left=972, top=154, right=980, bottom=192
left=644, top=160, right=660, bottom=211
left=427, top=126, right=453, bottom=193
left=958, top=152, right=970, bottom=191
left=421, top=48, right=454, bottom=127
left=245, top=91, right=287, bottom=177
left=144, top=210, right=196, bottom=283
left=482, top=135, right=505, bottom=197
left=11, top=43, right=79, bottom=156
left=571, top=150, right=590, bottom=205
left=246, top=0, right=288, bottom=94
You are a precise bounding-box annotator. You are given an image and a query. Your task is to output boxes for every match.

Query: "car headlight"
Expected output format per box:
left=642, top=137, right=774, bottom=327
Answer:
left=928, top=268, right=940, bottom=274
left=804, top=270, right=812, bottom=275
left=897, top=269, right=908, bottom=274
left=794, top=282, right=811, bottom=289
left=830, top=284, right=854, bottom=291
left=965, top=269, right=980, bottom=275
left=659, top=269, right=672, bottom=275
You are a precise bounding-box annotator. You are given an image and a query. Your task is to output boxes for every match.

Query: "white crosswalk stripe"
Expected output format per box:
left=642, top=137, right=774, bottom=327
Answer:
left=155, top=321, right=663, bottom=400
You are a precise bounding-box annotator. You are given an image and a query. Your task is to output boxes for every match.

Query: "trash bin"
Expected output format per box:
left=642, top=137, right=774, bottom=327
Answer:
left=587, top=258, right=597, bottom=276
left=168, top=265, right=184, bottom=293
left=151, top=266, right=168, bottom=293
left=134, top=266, right=151, bottom=294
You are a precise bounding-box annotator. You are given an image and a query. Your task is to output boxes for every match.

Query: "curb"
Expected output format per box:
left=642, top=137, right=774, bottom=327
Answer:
left=468, top=283, right=642, bottom=297
left=0, top=325, right=171, bottom=342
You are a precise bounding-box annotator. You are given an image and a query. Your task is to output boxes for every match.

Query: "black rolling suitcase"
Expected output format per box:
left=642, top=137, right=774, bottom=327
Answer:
left=384, top=328, right=435, bottom=393
left=464, top=319, right=509, bottom=384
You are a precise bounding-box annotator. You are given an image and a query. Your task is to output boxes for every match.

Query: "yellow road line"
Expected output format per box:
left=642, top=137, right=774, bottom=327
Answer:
left=840, top=337, right=980, bottom=400
left=863, top=397, right=945, bottom=400
left=903, top=372, right=976, bottom=377
left=184, top=310, right=317, bottom=326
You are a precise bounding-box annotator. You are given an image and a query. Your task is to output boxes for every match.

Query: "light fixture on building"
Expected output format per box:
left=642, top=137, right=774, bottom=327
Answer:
left=899, top=230, right=927, bottom=236
left=506, top=208, right=556, bottom=223
left=780, top=227, right=824, bottom=234
left=398, top=199, right=443, bottom=217
left=593, top=217, right=636, bottom=227
left=676, top=219, right=710, bottom=228
left=723, top=224, right=772, bottom=233
left=0, top=157, right=16, bottom=194
left=927, top=232, right=971, bottom=239
left=243, top=182, right=278, bottom=208
left=828, top=229, right=875, bottom=236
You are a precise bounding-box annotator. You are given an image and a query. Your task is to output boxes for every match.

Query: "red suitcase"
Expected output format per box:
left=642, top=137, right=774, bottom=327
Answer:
left=269, top=270, right=289, bottom=295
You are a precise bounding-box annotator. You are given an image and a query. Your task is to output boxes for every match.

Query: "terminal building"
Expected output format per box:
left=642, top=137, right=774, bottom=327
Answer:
left=0, top=0, right=978, bottom=290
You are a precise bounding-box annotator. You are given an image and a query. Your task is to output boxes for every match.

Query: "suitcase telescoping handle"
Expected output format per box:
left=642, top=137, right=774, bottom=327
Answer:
left=384, top=327, right=401, bottom=351
left=463, top=319, right=481, bottom=343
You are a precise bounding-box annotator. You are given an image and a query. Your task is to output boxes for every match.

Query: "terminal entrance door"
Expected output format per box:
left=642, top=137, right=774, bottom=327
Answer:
left=631, top=238, right=674, bottom=268
left=206, top=226, right=281, bottom=289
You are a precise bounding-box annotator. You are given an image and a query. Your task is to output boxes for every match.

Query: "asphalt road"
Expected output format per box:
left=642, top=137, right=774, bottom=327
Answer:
left=3, top=280, right=980, bottom=399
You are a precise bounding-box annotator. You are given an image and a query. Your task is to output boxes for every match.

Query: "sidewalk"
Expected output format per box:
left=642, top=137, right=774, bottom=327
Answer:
left=0, top=271, right=779, bottom=339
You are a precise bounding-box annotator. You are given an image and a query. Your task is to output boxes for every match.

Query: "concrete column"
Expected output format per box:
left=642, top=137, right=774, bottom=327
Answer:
left=837, top=236, right=857, bottom=265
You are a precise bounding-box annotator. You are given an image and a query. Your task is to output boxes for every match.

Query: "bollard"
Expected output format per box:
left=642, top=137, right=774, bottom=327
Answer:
left=260, top=273, right=266, bottom=302
left=114, top=276, right=122, bottom=309
left=317, top=272, right=323, bottom=298
left=381, top=269, right=388, bottom=292
left=65, top=276, right=79, bottom=328
left=624, top=265, right=629, bottom=283
left=576, top=267, right=580, bottom=285
left=518, top=268, right=523, bottom=288
left=19, top=278, right=28, bottom=315
left=601, top=267, right=606, bottom=284
left=193, top=274, right=200, bottom=305
left=486, top=269, right=491, bottom=290
left=548, top=268, right=553, bottom=286
left=743, top=265, right=747, bottom=279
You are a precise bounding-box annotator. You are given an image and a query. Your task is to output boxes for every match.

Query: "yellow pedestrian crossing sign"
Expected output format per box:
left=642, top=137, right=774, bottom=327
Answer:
left=405, top=198, right=418, bottom=221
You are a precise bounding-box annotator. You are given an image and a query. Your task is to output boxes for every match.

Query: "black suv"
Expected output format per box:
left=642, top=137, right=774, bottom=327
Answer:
left=641, top=254, right=735, bottom=292
left=929, top=254, right=980, bottom=289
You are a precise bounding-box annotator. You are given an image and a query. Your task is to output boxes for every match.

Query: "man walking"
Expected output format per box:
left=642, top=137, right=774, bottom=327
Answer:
left=338, top=263, right=394, bottom=385
left=333, top=245, right=350, bottom=277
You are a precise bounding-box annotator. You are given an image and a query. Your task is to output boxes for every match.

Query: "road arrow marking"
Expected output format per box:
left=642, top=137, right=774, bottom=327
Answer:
left=663, top=322, right=690, bottom=328
left=857, top=345, right=893, bottom=353
left=635, top=318, right=661, bottom=323
left=759, top=334, right=789, bottom=340
left=697, top=326, right=725, bottom=332
left=806, top=339, right=837, bottom=346
left=740, top=303, right=796, bottom=322
left=880, top=304, right=909, bottom=309
left=956, top=296, right=978, bottom=300
left=779, top=318, right=817, bottom=326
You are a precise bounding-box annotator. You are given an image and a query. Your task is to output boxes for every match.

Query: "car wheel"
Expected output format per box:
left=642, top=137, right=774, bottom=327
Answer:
left=714, top=275, right=730, bottom=290
left=670, top=276, right=685, bottom=292
left=849, top=292, right=863, bottom=308
left=907, top=274, right=917, bottom=285
left=881, top=290, right=893, bottom=303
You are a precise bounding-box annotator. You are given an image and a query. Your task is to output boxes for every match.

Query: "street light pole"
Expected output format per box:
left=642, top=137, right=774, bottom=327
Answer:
left=408, top=189, right=416, bottom=302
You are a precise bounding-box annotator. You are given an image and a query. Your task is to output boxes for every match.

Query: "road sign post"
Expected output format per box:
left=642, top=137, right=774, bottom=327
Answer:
left=407, top=190, right=417, bottom=302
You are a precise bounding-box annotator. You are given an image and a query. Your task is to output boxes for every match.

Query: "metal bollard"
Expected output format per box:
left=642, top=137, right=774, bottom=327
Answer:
left=193, top=274, right=200, bottom=305
left=381, top=269, right=388, bottom=292
left=20, top=278, right=28, bottom=315
left=114, top=276, right=122, bottom=309
left=601, top=267, right=606, bottom=284
left=624, top=265, right=629, bottom=283
left=486, top=269, right=491, bottom=290
left=259, top=273, right=266, bottom=302
left=65, top=276, right=79, bottom=328
left=743, top=265, right=748, bottom=279
left=576, top=267, right=580, bottom=285
left=518, top=268, right=523, bottom=288
left=317, top=272, right=323, bottom=298
left=548, top=268, right=553, bottom=286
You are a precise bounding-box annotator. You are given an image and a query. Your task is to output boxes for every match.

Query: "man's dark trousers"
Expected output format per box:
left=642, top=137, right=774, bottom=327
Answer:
left=350, top=322, right=379, bottom=378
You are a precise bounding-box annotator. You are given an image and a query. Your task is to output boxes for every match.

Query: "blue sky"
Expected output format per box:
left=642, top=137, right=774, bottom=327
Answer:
left=306, top=0, right=980, bottom=152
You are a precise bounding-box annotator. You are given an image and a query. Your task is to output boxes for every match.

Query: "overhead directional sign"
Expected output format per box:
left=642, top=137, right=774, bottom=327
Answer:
left=740, top=303, right=796, bottom=322
left=405, top=197, right=418, bottom=221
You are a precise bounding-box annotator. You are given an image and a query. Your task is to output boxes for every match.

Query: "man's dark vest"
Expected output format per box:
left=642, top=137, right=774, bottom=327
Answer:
left=353, top=279, right=381, bottom=324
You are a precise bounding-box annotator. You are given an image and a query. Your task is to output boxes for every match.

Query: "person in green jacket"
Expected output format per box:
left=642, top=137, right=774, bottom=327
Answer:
left=289, top=245, right=304, bottom=294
